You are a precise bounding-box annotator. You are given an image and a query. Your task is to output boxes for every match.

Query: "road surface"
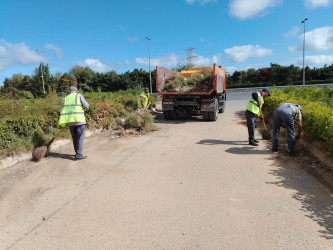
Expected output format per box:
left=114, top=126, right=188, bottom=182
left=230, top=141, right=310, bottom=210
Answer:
left=0, top=91, right=332, bottom=249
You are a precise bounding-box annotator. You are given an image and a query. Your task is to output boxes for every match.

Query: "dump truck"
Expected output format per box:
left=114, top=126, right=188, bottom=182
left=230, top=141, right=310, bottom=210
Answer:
left=156, top=64, right=226, bottom=121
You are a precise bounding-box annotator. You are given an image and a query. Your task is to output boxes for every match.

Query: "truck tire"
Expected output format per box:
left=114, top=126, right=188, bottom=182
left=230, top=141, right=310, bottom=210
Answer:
left=169, top=110, right=178, bottom=120
left=219, top=101, right=225, bottom=113
left=163, top=111, right=171, bottom=120
left=219, top=93, right=226, bottom=113
left=209, top=98, right=219, bottom=121
left=202, top=111, right=210, bottom=121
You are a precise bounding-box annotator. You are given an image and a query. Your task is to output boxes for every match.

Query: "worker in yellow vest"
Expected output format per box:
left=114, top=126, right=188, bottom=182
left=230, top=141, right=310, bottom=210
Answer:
left=137, top=87, right=151, bottom=109
left=58, top=86, right=89, bottom=160
left=245, top=88, right=270, bottom=146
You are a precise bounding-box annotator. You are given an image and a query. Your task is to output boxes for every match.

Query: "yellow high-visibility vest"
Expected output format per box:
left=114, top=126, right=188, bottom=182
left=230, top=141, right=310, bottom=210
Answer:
left=246, top=98, right=260, bottom=115
left=58, top=93, right=86, bottom=127
left=137, top=92, right=149, bottom=108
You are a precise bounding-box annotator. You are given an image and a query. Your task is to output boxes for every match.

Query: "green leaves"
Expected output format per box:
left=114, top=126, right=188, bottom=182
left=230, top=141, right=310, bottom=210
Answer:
left=264, top=86, right=333, bottom=152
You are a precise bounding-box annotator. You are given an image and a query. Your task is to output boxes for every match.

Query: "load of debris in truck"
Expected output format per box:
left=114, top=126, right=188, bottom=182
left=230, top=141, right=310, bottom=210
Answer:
left=163, top=66, right=213, bottom=92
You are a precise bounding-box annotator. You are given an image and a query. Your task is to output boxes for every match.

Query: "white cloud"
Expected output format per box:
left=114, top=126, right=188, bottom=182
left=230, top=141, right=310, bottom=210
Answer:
left=298, top=55, right=333, bottom=65
left=0, top=40, right=40, bottom=71
left=284, top=26, right=300, bottom=38
left=117, top=25, right=127, bottom=31
left=303, top=26, right=333, bottom=51
left=136, top=53, right=222, bottom=68
left=44, top=43, right=63, bottom=59
left=229, top=0, right=281, bottom=19
left=304, top=0, right=333, bottom=8
left=126, top=36, right=138, bottom=42
left=288, top=46, right=298, bottom=52
left=136, top=53, right=180, bottom=68
left=78, top=58, right=110, bottom=72
left=224, top=45, right=272, bottom=63
left=185, top=0, right=216, bottom=4
left=226, top=66, right=237, bottom=74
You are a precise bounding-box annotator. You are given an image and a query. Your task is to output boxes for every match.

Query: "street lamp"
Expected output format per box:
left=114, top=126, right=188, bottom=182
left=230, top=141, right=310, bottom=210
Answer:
left=36, top=49, right=45, bottom=94
left=301, top=18, right=308, bottom=86
left=146, top=36, right=152, bottom=94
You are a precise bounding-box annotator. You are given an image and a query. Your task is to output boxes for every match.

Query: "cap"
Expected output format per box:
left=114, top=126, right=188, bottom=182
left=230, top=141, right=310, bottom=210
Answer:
left=69, top=86, right=77, bottom=91
left=262, top=87, right=270, bottom=96
left=144, top=87, right=149, bottom=92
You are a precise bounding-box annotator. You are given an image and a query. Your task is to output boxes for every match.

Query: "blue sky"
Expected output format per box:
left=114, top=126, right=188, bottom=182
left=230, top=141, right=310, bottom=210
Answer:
left=1, top=0, right=333, bottom=83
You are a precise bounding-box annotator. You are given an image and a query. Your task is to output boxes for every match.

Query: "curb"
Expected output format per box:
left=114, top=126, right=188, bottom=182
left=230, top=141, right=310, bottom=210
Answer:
left=0, top=128, right=102, bottom=170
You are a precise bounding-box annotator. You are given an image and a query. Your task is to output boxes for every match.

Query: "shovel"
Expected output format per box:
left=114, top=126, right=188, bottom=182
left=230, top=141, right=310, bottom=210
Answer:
left=260, top=110, right=271, bottom=140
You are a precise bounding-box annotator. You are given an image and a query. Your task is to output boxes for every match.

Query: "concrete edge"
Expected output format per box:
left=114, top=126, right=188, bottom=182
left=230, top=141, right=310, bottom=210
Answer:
left=299, top=139, right=333, bottom=171
left=299, top=139, right=333, bottom=191
left=0, top=128, right=103, bottom=170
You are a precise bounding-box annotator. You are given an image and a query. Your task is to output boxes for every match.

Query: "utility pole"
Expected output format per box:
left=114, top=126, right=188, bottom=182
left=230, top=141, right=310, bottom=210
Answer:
left=301, top=18, right=308, bottom=86
left=146, top=36, right=152, bottom=94
left=36, top=49, right=45, bottom=94
left=184, top=47, right=197, bottom=69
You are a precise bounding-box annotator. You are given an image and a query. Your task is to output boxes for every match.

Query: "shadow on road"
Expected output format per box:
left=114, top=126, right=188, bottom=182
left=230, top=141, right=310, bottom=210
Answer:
left=197, top=139, right=248, bottom=146
left=267, top=155, right=333, bottom=240
left=47, top=152, right=75, bottom=160
left=225, top=146, right=269, bottom=155
left=153, top=111, right=206, bottom=124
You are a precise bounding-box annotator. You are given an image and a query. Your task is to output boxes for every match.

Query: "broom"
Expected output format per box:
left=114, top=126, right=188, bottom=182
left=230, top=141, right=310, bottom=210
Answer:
left=32, top=126, right=67, bottom=162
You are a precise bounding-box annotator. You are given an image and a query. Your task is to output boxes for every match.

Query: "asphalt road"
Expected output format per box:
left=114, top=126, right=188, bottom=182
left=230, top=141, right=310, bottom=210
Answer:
left=0, top=91, right=332, bottom=249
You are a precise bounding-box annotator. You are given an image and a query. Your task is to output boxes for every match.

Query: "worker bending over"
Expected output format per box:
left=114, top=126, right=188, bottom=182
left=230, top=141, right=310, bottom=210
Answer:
left=272, top=103, right=302, bottom=155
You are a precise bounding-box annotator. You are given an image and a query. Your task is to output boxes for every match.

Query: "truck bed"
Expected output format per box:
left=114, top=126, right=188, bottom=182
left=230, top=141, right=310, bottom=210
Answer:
left=156, top=64, right=226, bottom=96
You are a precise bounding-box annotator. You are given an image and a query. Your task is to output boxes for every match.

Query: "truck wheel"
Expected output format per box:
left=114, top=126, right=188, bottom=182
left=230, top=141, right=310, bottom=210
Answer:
left=169, top=110, right=178, bottom=120
left=202, top=111, right=210, bottom=121
left=209, top=98, right=219, bottom=121
left=219, top=101, right=225, bottom=113
left=163, top=111, right=171, bottom=120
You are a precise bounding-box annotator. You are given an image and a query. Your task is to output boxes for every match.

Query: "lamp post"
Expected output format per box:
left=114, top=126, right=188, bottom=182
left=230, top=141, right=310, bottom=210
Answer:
left=301, top=18, right=308, bottom=86
left=36, top=49, right=45, bottom=94
left=146, top=36, right=152, bottom=94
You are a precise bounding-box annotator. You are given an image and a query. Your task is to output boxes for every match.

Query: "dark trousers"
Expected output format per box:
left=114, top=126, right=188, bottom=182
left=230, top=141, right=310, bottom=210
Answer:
left=272, top=106, right=295, bottom=151
left=245, top=110, right=257, bottom=143
left=69, top=125, right=85, bottom=157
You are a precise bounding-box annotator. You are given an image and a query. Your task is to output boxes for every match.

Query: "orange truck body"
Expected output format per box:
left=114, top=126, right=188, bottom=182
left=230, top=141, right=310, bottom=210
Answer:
left=156, top=64, right=227, bottom=121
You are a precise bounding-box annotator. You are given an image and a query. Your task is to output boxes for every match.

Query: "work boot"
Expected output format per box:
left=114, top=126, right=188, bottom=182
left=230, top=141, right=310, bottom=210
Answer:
left=249, top=142, right=259, bottom=146
left=289, top=148, right=300, bottom=156
left=75, top=155, right=88, bottom=160
left=254, top=139, right=259, bottom=143
left=272, top=147, right=278, bottom=153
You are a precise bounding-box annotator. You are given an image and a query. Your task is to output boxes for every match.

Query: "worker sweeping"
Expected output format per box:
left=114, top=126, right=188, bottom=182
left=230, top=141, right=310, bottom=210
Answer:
left=272, top=103, right=302, bottom=155
left=58, top=86, right=89, bottom=160
left=245, top=88, right=270, bottom=146
left=137, top=87, right=151, bottom=109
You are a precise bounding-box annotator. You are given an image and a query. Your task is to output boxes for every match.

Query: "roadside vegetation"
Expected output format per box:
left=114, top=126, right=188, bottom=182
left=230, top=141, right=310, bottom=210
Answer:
left=0, top=90, right=157, bottom=158
left=262, top=86, right=333, bottom=155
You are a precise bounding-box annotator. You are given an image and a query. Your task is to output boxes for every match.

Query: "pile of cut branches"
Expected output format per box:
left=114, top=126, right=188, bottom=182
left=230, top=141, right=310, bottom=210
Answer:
left=164, top=68, right=213, bottom=92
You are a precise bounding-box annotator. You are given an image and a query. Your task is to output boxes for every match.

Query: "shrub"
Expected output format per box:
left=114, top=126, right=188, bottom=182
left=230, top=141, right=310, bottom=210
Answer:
left=263, top=86, right=333, bottom=152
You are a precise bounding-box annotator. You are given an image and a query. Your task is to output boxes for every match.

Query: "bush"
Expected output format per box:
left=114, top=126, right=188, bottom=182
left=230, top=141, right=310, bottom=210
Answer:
left=263, top=86, right=333, bottom=152
left=0, top=89, right=159, bottom=157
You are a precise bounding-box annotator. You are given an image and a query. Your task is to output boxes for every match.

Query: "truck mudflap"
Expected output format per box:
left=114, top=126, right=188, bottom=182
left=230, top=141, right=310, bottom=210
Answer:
left=201, top=102, right=216, bottom=112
